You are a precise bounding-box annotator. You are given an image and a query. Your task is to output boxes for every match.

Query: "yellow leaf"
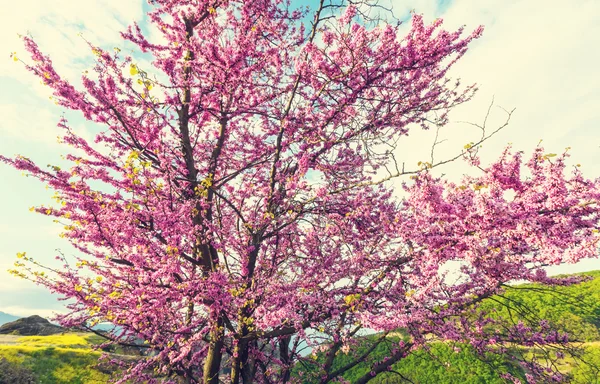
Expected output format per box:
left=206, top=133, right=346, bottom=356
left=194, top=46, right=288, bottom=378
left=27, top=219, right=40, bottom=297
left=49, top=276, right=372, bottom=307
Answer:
left=344, top=293, right=360, bottom=305
left=130, top=64, right=138, bottom=76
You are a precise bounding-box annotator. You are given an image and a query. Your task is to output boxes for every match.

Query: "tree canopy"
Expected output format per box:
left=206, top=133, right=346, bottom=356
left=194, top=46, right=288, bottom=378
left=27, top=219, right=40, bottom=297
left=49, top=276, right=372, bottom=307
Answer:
left=2, top=1, right=600, bottom=383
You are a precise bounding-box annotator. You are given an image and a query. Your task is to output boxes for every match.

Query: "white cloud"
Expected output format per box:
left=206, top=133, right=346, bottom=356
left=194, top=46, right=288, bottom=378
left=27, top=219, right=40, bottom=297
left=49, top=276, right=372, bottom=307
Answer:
left=388, top=0, right=600, bottom=273
left=0, top=103, right=63, bottom=145
left=0, top=0, right=144, bottom=80
left=425, top=0, right=600, bottom=173
left=1, top=306, right=64, bottom=318
left=0, top=0, right=147, bottom=152
left=0, top=0, right=145, bottom=316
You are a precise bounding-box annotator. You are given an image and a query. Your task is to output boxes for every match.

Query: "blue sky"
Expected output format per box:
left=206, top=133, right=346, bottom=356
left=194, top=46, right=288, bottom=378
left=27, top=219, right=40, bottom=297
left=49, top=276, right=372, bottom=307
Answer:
left=0, top=0, right=599, bottom=317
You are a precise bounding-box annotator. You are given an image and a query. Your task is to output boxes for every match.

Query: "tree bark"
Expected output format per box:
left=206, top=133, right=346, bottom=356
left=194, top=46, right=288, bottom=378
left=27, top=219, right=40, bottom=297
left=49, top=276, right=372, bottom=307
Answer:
left=230, top=339, right=245, bottom=384
left=279, top=336, right=292, bottom=383
left=203, top=319, right=224, bottom=384
left=231, top=326, right=254, bottom=383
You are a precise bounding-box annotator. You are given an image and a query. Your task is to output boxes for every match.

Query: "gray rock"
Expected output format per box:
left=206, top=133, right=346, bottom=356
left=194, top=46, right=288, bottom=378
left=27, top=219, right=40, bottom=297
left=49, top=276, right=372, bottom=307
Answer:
left=0, top=315, right=64, bottom=336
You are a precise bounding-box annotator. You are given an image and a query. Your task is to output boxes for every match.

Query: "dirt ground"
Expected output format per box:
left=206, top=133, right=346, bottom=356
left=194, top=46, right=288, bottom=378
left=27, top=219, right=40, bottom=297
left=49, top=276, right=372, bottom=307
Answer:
left=0, top=335, right=20, bottom=345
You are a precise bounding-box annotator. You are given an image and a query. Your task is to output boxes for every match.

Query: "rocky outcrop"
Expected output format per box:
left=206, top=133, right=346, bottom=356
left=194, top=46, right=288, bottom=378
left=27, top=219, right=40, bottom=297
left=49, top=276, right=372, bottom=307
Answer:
left=0, top=315, right=64, bottom=336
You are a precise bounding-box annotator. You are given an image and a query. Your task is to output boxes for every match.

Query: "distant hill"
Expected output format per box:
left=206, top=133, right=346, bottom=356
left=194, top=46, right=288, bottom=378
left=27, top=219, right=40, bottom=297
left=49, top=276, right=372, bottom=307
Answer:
left=0, top=311, right=19, bottom=326
left=92, top=322, right=121, bottom=333
left=0, top=315, right=64, bottom=336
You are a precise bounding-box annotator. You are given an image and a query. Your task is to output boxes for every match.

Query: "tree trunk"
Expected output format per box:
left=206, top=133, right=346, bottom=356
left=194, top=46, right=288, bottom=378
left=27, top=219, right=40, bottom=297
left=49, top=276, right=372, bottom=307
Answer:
left=230, top=336, right=255, bottom=384
left=279, top=336, right=292, bottom=383
left=241, top=340, right=255, bottom=384
left=230, top=340, right=244, bottom=384
left=203, top=321, right=224, bottom=384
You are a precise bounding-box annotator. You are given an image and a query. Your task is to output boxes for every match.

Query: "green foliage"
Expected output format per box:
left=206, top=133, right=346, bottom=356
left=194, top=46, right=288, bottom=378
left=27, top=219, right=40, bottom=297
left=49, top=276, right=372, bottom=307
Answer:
left=295, top=340, right=524, bottom=384
left=327, top=334, right=404, bottom=382
left=479, top=270, right=600, bottom=342
left=571, top=345, right=600, bottom=383
left=370, top=343, right=524, bottom=384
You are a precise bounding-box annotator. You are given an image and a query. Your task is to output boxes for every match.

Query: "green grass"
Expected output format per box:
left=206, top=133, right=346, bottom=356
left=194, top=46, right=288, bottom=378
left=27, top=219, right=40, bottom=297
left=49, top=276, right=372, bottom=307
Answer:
left=0, top=333, right=111, bottom=384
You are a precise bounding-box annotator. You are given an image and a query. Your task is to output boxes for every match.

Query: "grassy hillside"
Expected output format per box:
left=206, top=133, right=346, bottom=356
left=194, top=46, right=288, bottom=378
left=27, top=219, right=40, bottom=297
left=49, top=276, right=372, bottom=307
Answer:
left=479, top=270, right=600, bottom=342
left=297, top=270, right=600, bottom=383
left=0, top=333, right=112, bottom=384
left=295, top=336, right=527, bottom=384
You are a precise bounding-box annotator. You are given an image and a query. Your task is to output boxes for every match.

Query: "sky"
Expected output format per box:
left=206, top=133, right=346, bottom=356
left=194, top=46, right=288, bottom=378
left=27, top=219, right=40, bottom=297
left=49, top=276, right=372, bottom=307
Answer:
left=0, top=0, right=598, bottom=318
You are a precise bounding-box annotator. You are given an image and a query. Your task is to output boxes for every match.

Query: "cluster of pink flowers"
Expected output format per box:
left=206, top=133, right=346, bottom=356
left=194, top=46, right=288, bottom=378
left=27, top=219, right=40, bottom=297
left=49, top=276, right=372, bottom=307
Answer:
left=2, top=1, right=598, bottom=383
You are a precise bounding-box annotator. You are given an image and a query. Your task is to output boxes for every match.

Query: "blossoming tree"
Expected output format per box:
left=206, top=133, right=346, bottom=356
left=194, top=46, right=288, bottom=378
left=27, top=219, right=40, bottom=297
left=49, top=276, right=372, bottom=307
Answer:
left=3, top=0, right=600, bottom=383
